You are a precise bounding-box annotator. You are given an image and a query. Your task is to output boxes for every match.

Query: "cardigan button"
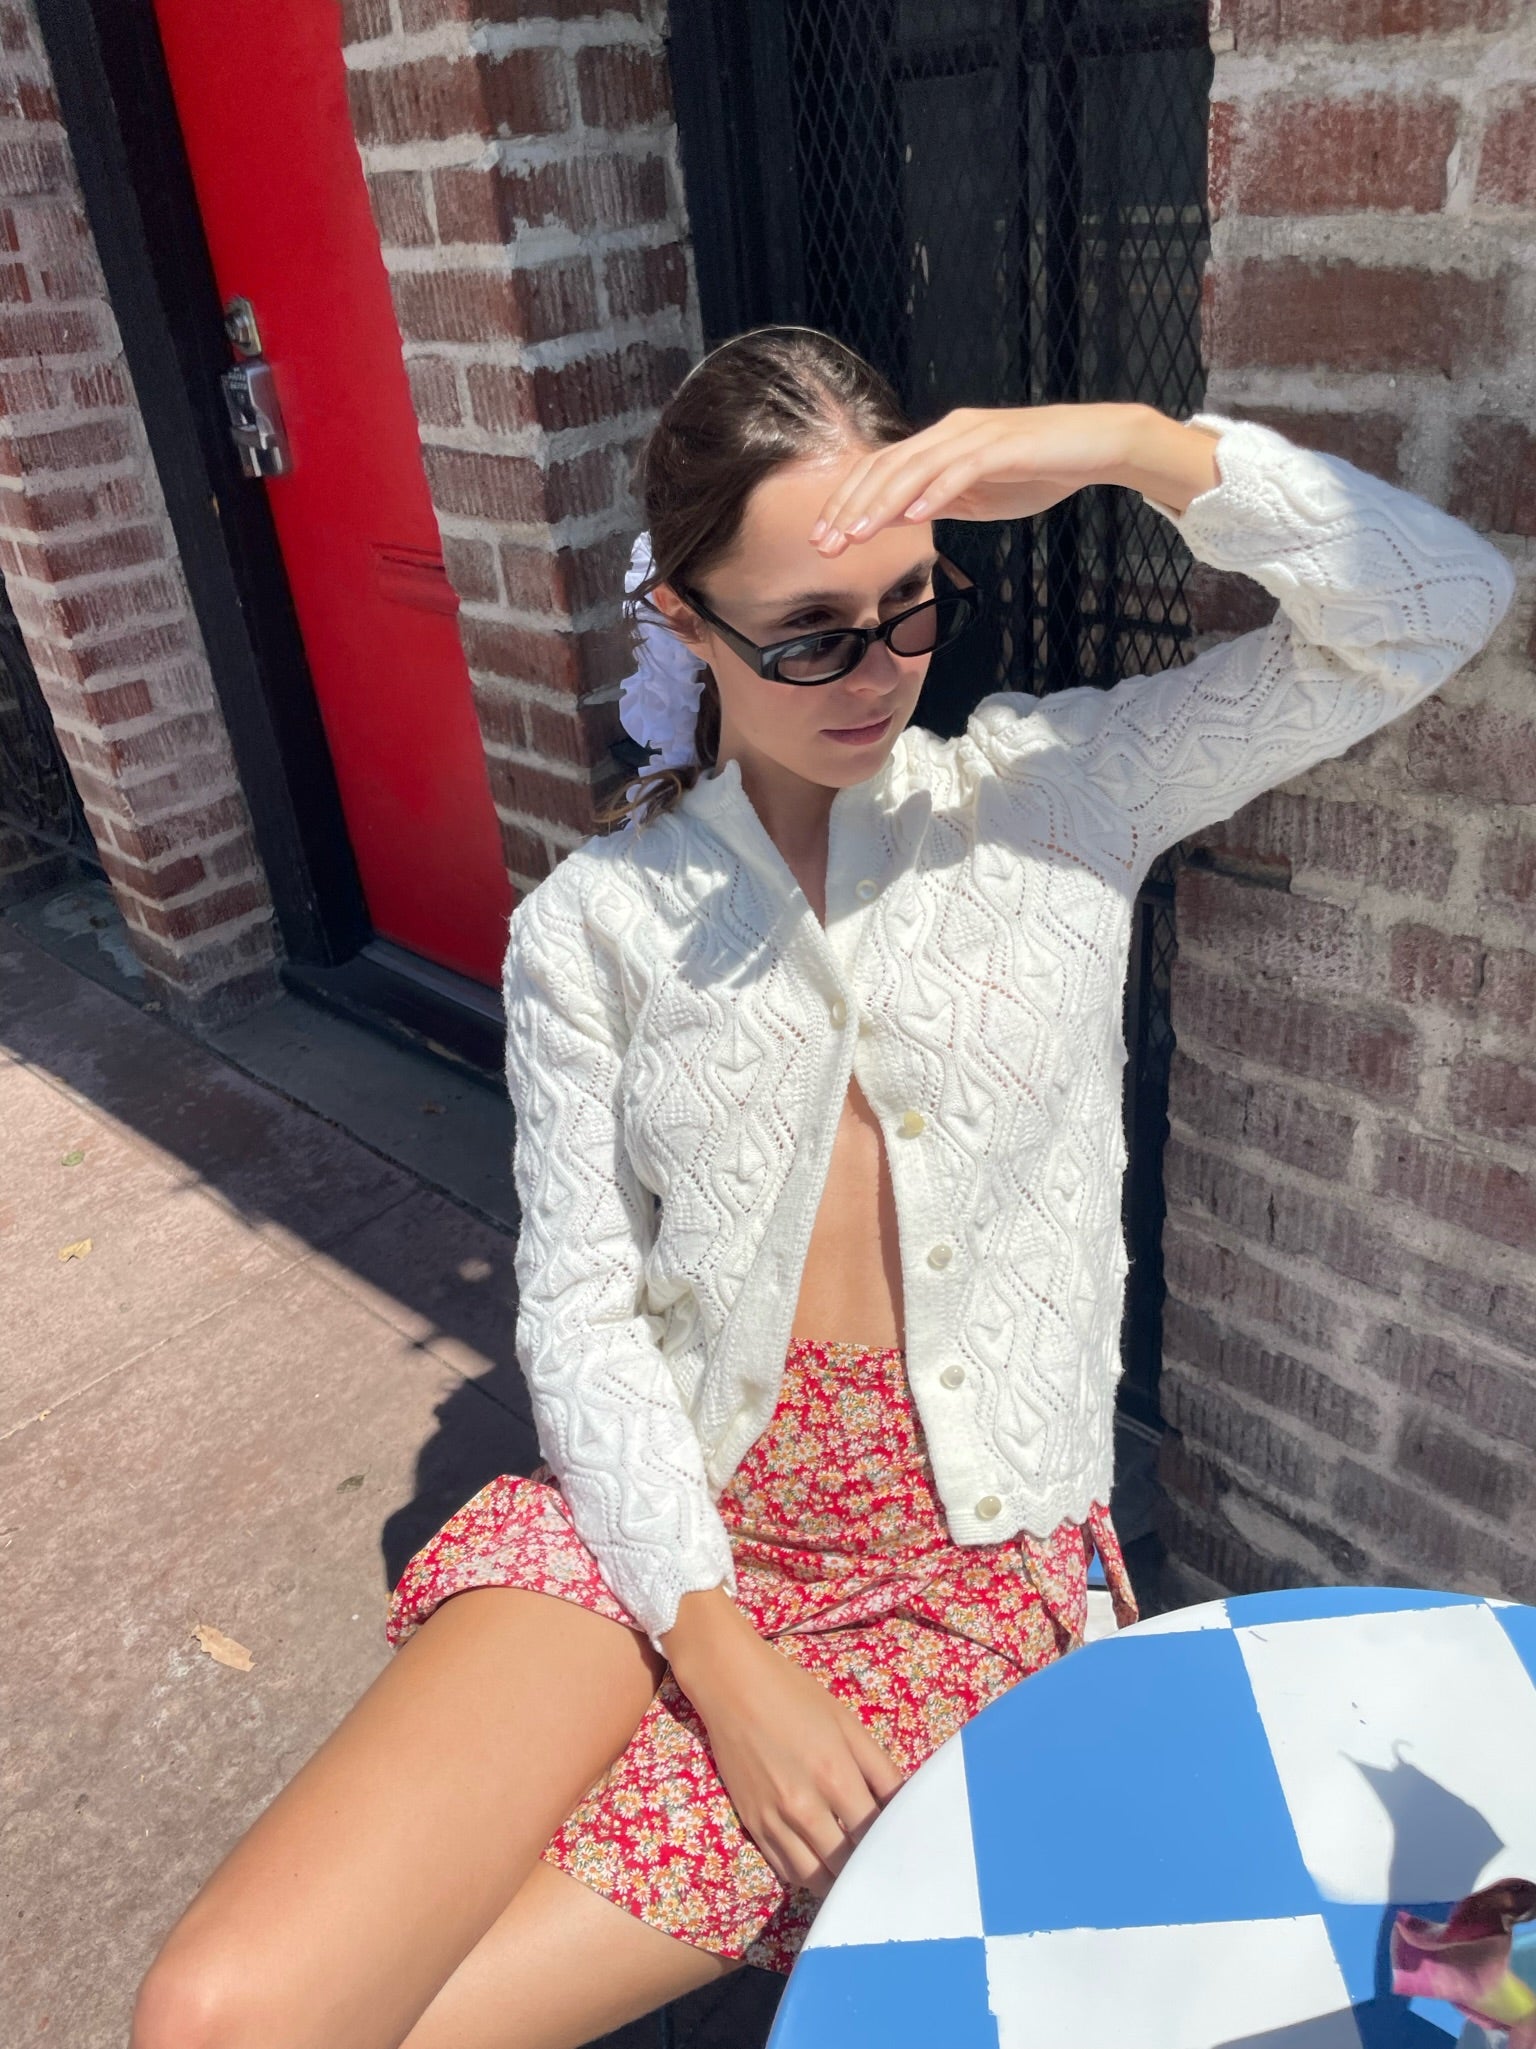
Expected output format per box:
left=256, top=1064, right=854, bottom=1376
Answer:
left=898, top=1109, right=926, bottom=1138
left=927, top=1243, right=953, bottom=1269
left=940, top=1364, right=966, bottom=1389
left=828, top=996, right=848, bottom=1028
left=855, top=877, right=879, bottom=901
left=975, top=1495, right=1003, bottom=1521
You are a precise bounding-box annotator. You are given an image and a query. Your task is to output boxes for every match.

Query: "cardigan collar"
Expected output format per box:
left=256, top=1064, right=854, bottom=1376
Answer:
left=678, top=727, right=911, bottom=833
left=675, top=734, right=924, bottom=900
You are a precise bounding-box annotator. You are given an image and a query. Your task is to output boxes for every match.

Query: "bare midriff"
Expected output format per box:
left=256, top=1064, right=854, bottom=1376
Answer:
left=788, top=1075, right=906, bottom=1350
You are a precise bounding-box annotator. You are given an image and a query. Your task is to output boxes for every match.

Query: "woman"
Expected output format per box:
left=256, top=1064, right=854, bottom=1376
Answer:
left=132, top=328, right=1513, bottom=2049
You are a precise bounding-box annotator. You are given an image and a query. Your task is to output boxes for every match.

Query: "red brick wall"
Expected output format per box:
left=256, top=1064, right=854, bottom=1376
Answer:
left=340, top=0, right=699, bottom=893
left=0, top=0, right=279, bottom=1022
left=1160, top=0, right=1536, bottom=1599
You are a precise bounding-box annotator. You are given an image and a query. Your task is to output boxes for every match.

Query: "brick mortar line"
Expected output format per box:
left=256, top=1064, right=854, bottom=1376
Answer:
left=1179, top=854, right=1495, bottom=931
left=1165, top=1028, right=1420, bottom=1126
left=352, top=136, right=501, bottom=174
left=477, top=738, right=590, bottom=781
left=1167, top=1171, right=1536, bottom=1325
left=0, top=330, right=120, bottom=366
left=471, top=18, right=659, bottom=56
left=4, top=558, right=187, bottom=604
left=1176, top=884, right=1536, bottom=965
left=1184, top=1444, right=1536, bottom=1577
left=1208, top=207, right=1536, bottom=272
left=465, top=669, right=624, bottom=710
left=378, top=213, right=679, bottom=272
left=1204, top=368, right=1536, bottom=422
left=0, top=545, right=186, bottom=599
left=399, top=307, right=690, bottom=370
left=0, top=508, right=181, bottom=551
left=342, top=13, right=659, bottom=68
left=425, top=409, right=669, bottom=469
left=356, top=115, right=678, bottom=175
left=104, top=822, right=256, bottom=871
left=122, top=899, right=274, bottom=954
left=457, top=602, right=620, bottom=643
left=0, top=397, right=150, bottom=435
left=1213, top=36, right=1536, bottom=100
left=491, top=123, right=678, bottom=170
left=361, top=104, right=674, bottom=170
left=436, top=502, right=641, bottom=556
left=0, top=453, right=149, bottom=498
left=497, top=804, right=585, bottom=848
left=342, top=22, right=478, bottom=66
left=1161, top=1251, right=1536, bottom=1400
left=1168, top=1103, right=1536, bottom=1226
left=1161, top=1364, right=1375, bottom=1476
left=21, top=602, right=199, bottom=662
left=1164, top=1191, right=1452, bottom=1331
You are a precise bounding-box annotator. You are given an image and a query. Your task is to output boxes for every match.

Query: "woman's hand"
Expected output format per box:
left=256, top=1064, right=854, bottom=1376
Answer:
left=810, top=401, right=1221, bottom=552
left=662, top=1588, right=903, bottom=1897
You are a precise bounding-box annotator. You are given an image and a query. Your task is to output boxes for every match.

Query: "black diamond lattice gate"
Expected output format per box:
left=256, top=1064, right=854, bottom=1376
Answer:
left=668, top=0, right=1213, bottom=1427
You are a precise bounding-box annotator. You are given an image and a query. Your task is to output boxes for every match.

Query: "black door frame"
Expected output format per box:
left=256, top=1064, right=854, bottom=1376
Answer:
left=32, top=0, right=504, bottom=1074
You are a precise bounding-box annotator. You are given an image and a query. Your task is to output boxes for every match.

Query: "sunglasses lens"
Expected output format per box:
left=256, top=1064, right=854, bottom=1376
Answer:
left=777, top=633, right=863, bottom=683
left=888, top=594, right=971, bottom=658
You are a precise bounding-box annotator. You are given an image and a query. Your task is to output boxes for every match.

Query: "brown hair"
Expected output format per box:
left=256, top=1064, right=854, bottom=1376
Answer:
left=595, top=326, right=914, bottom=832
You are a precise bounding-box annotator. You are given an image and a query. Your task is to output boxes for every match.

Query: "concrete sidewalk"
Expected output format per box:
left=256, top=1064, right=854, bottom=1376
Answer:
left=0, top=921, right=780, bottom=2049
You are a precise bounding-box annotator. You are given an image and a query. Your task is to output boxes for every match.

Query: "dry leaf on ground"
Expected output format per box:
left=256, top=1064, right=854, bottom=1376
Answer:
left=57, top=1239, right=92, bottom=1262
left=191, top=1623, right=254, bottom=1671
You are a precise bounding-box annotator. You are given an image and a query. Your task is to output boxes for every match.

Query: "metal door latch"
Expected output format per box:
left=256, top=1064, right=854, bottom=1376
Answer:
left=220, top=358, right=291, bottom=478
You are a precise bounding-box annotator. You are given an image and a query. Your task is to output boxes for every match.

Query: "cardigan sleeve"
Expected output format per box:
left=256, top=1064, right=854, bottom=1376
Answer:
left=503, top=877, right=736, bottom=1647
left=968, top=413, right=1516, bottom=882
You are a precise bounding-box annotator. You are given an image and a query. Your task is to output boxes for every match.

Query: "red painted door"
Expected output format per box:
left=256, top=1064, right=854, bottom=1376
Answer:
left=151, top=0, right=512, bottom=987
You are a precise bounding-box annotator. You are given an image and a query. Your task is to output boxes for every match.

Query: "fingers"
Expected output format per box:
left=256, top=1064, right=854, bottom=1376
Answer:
left=810, top=416, right=960, bottom=545
left=854, top=1729, right=907, bottom=1807
left=814, top=421, right=1004, bottom=552
left=750, top=1750, right=893, bottom=1899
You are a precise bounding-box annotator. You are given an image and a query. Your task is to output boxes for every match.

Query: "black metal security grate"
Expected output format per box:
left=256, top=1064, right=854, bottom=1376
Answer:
left=669, top=0, right=1212, bottom=1424
left=0, top=571, right=99, bottom=869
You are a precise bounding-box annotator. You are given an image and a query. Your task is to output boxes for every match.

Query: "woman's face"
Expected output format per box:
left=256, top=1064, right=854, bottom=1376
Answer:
left=654, top=443, right=937, bottom=794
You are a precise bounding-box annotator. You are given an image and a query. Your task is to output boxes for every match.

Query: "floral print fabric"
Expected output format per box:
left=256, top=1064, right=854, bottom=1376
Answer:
left=387, top=1336, right=1137, bottom=1971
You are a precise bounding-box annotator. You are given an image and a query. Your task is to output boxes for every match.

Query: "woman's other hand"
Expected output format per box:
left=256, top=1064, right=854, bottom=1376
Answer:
left=662, top=1587, right=903, bottom=1897
left=810, top=402, right=1222, bottom=551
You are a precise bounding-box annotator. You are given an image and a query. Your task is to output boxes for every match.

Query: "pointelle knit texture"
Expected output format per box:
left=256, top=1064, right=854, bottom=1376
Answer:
left=501, top=414, right=1515, bottom=1645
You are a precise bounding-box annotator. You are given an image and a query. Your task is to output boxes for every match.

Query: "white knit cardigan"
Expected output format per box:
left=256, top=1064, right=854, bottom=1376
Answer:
left=502, top=415, right=1514, bottom=1644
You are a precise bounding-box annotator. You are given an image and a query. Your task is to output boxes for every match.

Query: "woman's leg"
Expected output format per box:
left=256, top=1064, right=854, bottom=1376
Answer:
left=402, top=1862, right=741, bottom=2049
left=131, top=1588, right=668, bottom=2049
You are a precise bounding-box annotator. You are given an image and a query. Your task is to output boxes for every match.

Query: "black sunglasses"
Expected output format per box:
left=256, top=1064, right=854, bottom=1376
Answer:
left=677, top=555, right=983, bottom=686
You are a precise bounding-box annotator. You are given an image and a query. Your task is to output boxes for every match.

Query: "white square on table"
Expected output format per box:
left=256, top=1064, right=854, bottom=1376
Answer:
left=985, top=1916, right=1362, bottom=2049
left=1117, top=1599, right=1233, bottom=1637
left=1236, top=1601, right=1536, bottom=1904
left=806, top=1732, right=983, bottom=1950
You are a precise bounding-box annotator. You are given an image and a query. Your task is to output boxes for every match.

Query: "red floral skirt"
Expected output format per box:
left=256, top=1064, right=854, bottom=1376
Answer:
left=386, top=1336, right=1137, bottom=1972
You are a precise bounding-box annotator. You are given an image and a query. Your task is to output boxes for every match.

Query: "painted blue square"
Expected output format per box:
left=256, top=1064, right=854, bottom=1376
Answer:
left=1228, top=1588, right=1482, bottom=1629
left=1494, top=1602, right=1536, bottom=1687
left=965, top=1627, right=1316, bottom=1934
left=768, top=1939, right=994, bottom=2049
left=1087, top=1553, right=1108, bottom=1589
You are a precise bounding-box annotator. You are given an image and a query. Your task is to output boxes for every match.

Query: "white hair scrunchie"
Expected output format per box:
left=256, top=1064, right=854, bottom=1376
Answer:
left=617, top=532, right=705, bottom=807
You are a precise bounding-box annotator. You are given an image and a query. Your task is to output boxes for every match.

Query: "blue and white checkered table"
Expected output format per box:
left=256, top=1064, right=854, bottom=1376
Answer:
left=768, top=1588, right=1536, bottom=2049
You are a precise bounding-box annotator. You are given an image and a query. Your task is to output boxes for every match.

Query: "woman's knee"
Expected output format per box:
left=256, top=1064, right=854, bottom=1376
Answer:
left=131, top=1930, right=287, bottom=2049
left=135, top=1934, right=244, bottom=2049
